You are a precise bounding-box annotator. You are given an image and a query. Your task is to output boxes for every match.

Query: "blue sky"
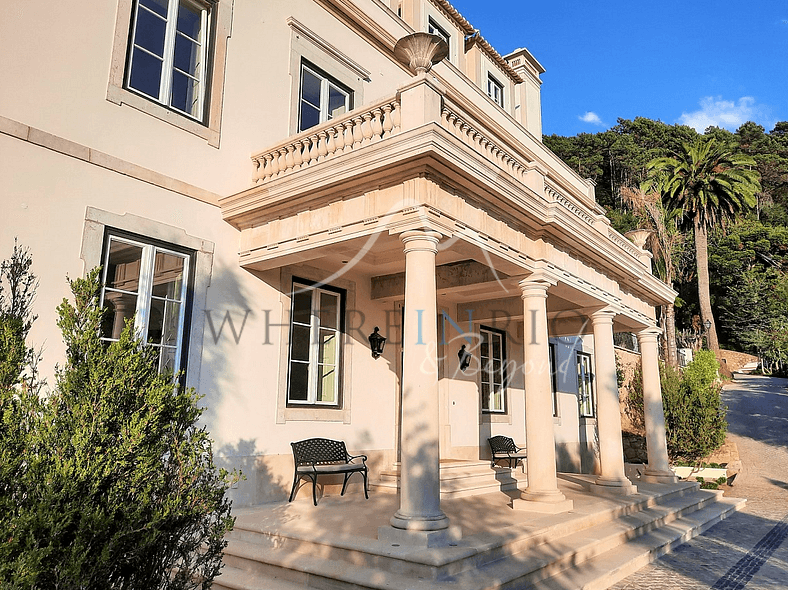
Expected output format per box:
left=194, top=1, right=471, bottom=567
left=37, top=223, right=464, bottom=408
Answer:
left=450, top=0, right=788, bottom=137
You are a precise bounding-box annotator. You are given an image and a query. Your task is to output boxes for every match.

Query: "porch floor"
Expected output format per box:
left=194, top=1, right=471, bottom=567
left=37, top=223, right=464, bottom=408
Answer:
left=220, top=473, right=745, bottom=590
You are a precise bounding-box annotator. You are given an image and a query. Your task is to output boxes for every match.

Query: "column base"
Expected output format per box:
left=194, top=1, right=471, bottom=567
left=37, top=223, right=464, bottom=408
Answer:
left=390, top=509, right=451, bottom=532
left=590, top=477, right=638, bottom=497
left=640, top=468, right=679, bottom=484
left=378, top=525, right=462, bottom=548
left=513, top=489, right=574, bottom=513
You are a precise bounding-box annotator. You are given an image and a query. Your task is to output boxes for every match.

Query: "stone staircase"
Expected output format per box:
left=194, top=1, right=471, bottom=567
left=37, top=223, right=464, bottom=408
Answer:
left=372, top=459, right=528, bottom=498
left=213, top=480, right=744, bottom=590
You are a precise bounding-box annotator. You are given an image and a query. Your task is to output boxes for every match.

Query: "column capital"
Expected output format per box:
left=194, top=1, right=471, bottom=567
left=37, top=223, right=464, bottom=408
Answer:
left=637, top=326, right=662, bottom=344
left=400, top=229, right=442, bottom=254
left=590, top=307, right=617, bottom=325
left=518, top=273, right=556, bottom=298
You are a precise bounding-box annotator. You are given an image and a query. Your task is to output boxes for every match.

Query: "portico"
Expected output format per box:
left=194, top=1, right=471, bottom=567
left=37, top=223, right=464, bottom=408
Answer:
left=218, top=40, right=677, bottom=544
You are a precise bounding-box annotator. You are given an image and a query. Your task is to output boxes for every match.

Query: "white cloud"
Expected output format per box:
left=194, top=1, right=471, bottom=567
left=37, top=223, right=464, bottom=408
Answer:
left=579, top=111, right=604, bottom=126
left=678, top=96, right=770, bottom=132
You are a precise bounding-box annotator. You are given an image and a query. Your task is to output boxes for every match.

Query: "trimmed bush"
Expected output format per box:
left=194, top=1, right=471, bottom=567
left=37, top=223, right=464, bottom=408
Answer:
left=663, top=350, right=727, bottom=463
left=626, top=352, right=725, bottom=464
left=1, top=258, right=238, bottom=589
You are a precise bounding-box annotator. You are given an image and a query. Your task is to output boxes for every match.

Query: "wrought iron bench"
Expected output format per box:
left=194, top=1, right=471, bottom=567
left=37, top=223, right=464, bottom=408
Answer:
left=488, top=435, right=527, bottom=469
left=289, top=438, right=369, bottom=506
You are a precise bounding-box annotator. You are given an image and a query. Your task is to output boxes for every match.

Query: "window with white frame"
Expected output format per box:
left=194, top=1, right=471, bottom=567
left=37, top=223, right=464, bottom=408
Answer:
left=549, top=343, right=558, bottom=417
left=480, top=327, right=507, bottom=413
left=298, top=62, right=352, bottom=133
left=487, top=73, right=504, bottom=107
left=428, top=17, right=450, bottom=47
left=99, top=233, right=192, bottom=376
left=126, top=0, right=212, bottom=121
left=287, top=281, right=344, bottom=406
left=577, top=351, right=595, bottom=417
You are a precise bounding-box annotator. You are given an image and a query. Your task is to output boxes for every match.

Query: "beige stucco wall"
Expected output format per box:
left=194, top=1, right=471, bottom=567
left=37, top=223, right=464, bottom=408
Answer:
left=2, top=0, right=659, bottom=505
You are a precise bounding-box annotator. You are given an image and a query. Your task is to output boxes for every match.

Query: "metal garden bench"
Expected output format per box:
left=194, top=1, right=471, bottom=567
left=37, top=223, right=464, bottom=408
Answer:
left=488, top=435, right=527, bottom=469
left=289, top=437, right=369, bottom=506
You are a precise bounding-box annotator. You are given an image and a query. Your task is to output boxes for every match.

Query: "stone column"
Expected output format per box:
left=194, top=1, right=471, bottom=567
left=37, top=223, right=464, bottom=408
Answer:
left=590, top=309, right=637, bottom=495
left=513, top=276, right=573, bottom=513
left=379, top=230, right=458, bottom=547
left=638, top=327, right=678, bottom=483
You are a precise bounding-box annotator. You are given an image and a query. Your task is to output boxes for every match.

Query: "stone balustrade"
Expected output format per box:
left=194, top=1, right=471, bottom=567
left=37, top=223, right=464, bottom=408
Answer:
left=246, top=82, right=647, bottom=268
left=440, top=101, right=532, bottom=186
left=608, top=227, right=643, bottom=259
left=251, top=97, right=402, bottom=182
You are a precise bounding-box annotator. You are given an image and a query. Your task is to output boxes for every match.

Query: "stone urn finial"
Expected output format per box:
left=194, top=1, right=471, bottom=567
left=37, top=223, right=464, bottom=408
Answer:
left=624, top=228, right=654, bottom=249
left=394, top=32, right=449, bottom=74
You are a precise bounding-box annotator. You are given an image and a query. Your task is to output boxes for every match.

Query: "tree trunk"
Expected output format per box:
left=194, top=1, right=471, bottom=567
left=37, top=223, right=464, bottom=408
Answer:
left=665, top=301, right=679, bottom=367
left=694, top=218, right=720, bottom=351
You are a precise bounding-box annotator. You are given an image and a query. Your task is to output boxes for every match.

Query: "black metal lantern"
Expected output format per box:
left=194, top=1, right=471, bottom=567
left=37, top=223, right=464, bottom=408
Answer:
left=458, top=344, right=472, bottom=372
left=704, top=319, right=712, bottom=332
left=368, top=327, right=386, bottom=359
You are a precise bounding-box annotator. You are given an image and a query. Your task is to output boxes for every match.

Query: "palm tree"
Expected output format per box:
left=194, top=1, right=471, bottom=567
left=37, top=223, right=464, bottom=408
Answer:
left=621, top=182, right=684, bottom=367
left=648, top=137, right=761, bottom=352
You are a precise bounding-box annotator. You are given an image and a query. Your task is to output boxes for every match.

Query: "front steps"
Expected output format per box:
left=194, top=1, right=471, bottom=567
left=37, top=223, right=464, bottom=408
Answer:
left=372, top=460, right=528, bottom=499
left=214, top=480, right=744, bottom=590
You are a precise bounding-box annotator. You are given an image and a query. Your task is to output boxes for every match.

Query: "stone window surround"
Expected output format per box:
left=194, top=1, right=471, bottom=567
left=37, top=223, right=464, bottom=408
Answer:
left=107, top=0, right=233, bottom=148
left=478, top=324, right=508, bottom=416
left=425, top=10, right=456, bottom=63
left=285, top=278, right=345, bottom=407
left=482, top=58, right=511, bottom=112
left=287, top=17, right=369, bottom=137
left=478, top=323, right=513, bottom=426
left=80, top=207, right=215, bottom=391
left=276, top=265, right=356, bottom=424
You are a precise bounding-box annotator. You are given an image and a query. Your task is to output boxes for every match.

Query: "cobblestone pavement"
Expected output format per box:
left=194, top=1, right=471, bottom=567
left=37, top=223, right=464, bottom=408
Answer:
left=610, top=374, right=788, bottom=590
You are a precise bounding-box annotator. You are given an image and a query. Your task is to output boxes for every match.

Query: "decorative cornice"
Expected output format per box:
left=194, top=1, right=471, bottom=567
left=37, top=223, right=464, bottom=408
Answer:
left=428, top=0, right=476, bottom=35
left=287, top=17, right=372, bottom=81
left=464, top=32, right=523, bottom=84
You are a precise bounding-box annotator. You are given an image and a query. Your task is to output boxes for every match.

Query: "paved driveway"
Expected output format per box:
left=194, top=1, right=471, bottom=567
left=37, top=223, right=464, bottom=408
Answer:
left=611, top=374, right=788, bottom=590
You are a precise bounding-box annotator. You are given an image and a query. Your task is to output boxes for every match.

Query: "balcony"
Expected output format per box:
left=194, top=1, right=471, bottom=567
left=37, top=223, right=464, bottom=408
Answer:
left=219, top=72, right=673, bottom=311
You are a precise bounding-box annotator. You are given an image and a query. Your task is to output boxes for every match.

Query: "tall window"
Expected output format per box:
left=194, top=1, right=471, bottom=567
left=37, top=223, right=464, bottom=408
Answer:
left=287, top=281, right=344, bottom=406
left=428, top=17, right=450, bottom=47
left=480, top=327, right=507, bottom=413
left=549, top=343, right=558, bottom=417
left=487, top=73, right=504, bottom=107
left=99, top=233, right=192, bottom=376
left=126, top=0, right=212, bottom=120
left=577, top=352, right=595, bottom=417
left=298, top=62, right=351, bottom=132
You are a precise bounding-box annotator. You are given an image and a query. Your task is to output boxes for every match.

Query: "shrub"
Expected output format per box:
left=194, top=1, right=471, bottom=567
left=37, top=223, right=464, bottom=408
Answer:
left=663, top=350, right=727, bottom=464
left=625, top=353, right=724, bottom=465
left=1, top=262, right=238, bottom=589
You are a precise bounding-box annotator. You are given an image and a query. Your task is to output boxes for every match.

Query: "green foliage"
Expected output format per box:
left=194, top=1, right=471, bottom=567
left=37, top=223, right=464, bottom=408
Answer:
left=0, top=240, right=38, bottom=389
left=649, top=137, right=761, bottom=232
left=663, top=351, right=727, bottom=463
left=0, top=264, right=238, bottom=589
left=626, top=354, right=724, bottom=464
left=546, top=118, right=787, bottom=354
left=695, top=475, right=727, bottom=489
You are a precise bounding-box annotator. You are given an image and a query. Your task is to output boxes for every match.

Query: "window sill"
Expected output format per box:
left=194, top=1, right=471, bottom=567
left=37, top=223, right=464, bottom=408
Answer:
left=480, top=412, right=511, bottom=424
left=107, top=86, right=219, bottom=147
left=282, top=406, right=348, bottom=422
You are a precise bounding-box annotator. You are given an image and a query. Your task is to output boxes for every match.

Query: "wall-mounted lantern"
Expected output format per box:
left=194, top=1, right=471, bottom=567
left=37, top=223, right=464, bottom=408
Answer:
left=368, top=327, right=386, bottom=359
left=458, top=344, right=472, bottom=372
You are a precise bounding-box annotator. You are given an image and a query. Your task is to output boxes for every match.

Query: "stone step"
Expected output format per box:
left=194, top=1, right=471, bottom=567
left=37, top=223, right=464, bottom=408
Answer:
left=373, top=461, right=527, bottom=498
left=449, top=493, right=744, bottom=590
left=528, top=498, right=745, bottom=590
left=219, top=485, right=738, bottom=590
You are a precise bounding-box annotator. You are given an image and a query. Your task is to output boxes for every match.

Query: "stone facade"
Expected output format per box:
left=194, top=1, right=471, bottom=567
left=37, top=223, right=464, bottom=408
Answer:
left=2, top=0, right=678, bottom=530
